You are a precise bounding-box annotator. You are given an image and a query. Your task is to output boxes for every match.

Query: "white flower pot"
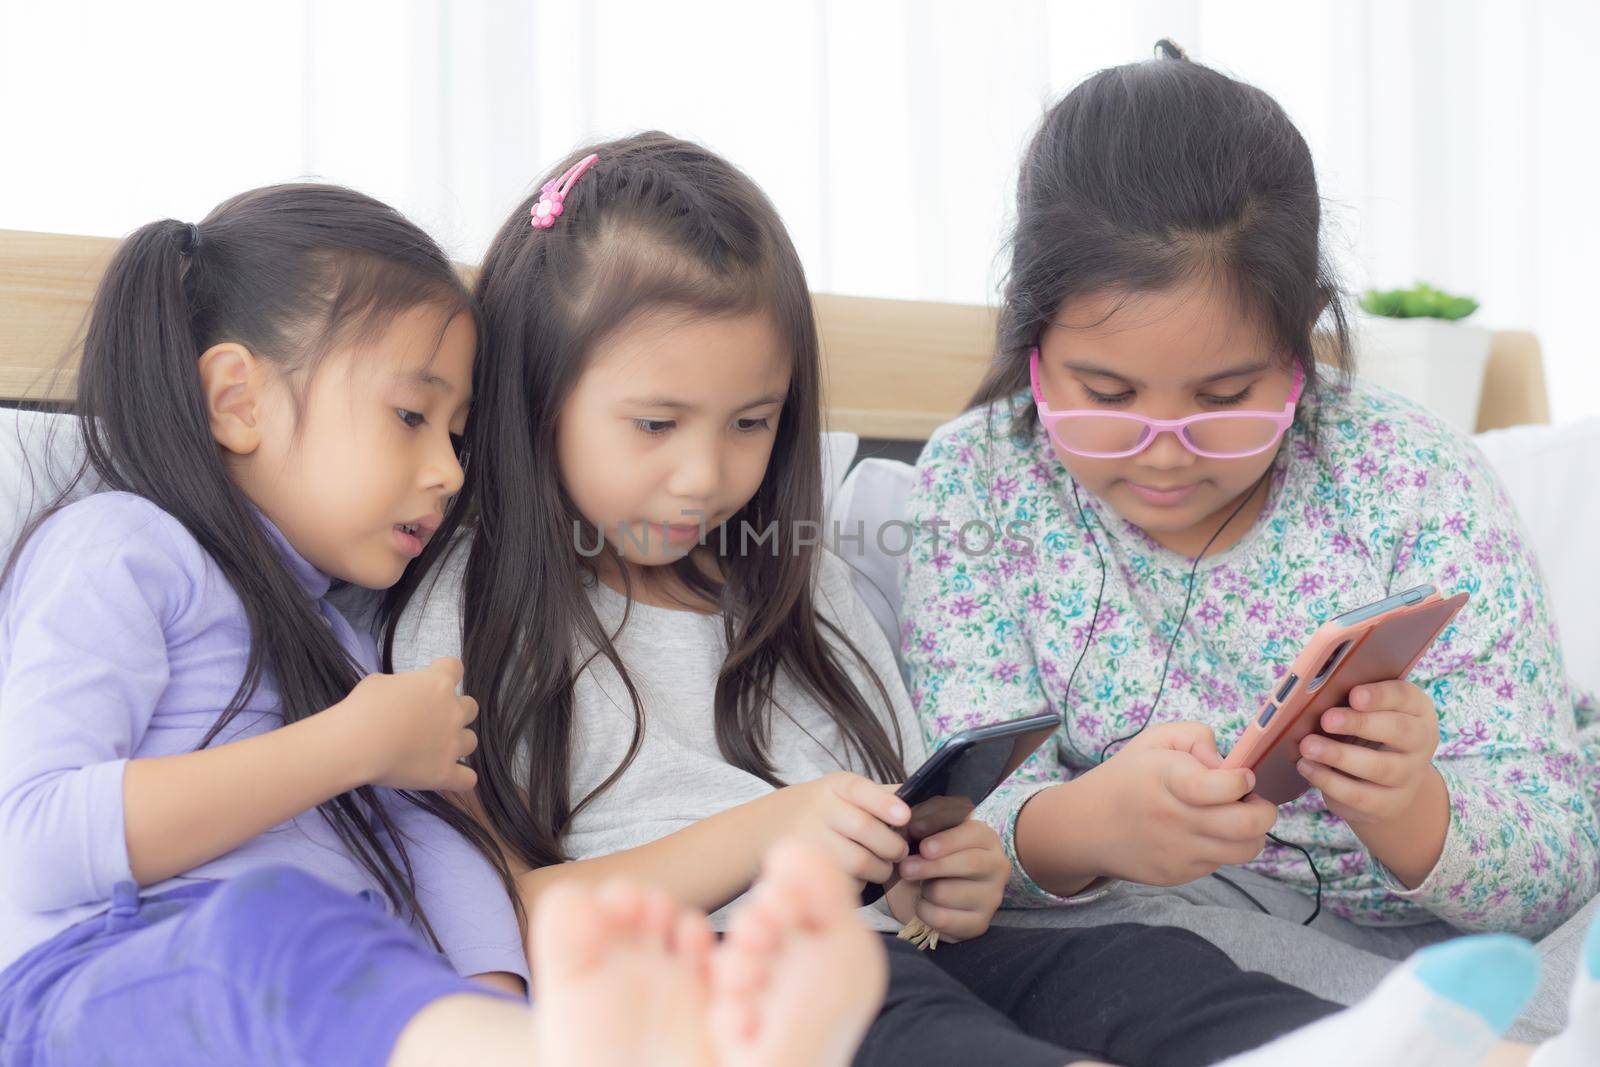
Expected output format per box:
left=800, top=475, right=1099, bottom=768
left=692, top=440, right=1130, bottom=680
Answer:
left=1353, top=315, right=1492, bottom=433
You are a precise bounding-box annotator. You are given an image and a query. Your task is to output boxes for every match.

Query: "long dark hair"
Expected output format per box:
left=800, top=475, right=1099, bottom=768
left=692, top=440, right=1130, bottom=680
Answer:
left=4, top=183, right=516, bottom=943
left=973, top=43, right=1352, bottom=426
left=392, top=132, right=907, bottom=871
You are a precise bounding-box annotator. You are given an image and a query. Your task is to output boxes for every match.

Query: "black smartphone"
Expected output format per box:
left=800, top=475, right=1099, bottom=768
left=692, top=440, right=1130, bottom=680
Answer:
left=860, top=711, right=1060, bottom=906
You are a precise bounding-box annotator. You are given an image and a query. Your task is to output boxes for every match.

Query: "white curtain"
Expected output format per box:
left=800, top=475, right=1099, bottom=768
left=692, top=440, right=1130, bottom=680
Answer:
left=3, top=0, right=1597, bottom=418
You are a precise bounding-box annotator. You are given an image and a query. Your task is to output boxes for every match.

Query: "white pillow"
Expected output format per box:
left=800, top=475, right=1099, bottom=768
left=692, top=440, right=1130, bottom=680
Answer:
left=829, top=457, right=916, bottom=665
left=1474, top=417, right=1600, bottom=697
left=820, top=431, right=858, bottom=517
left=0, top=408, right=92, bottom=560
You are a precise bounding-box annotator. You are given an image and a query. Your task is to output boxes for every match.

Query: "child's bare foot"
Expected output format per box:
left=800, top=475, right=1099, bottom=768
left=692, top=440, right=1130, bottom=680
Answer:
left=710, top=837, right=886, bottom=1067
left=529, top=879, right=717, bottom=1067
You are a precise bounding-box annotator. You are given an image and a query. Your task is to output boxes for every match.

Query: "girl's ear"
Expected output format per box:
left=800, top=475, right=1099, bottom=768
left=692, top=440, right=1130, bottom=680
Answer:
left=197, top=342, right=267, bottom=456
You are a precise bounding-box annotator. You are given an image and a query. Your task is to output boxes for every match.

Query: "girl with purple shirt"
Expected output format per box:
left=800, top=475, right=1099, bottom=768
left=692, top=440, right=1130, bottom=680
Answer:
left=0, top=183, right=885, bottom=1067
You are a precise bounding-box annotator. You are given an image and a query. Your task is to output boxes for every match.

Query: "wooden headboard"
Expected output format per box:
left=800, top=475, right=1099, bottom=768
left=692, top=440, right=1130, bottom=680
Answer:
left=0, top=228, right=1547, bottom=435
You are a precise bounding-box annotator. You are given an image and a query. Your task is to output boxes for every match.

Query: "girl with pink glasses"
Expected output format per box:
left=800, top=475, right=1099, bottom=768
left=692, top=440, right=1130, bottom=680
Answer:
left=902, top=42, right=1599, bottom=1041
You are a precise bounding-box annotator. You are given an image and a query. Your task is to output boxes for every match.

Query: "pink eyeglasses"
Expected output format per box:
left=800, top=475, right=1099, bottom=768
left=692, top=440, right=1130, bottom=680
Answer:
left=1029, top=347, right=1304, bottom=460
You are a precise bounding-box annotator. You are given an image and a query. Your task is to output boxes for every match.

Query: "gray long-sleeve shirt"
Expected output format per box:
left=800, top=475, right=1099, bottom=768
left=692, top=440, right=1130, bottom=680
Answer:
left=393, top=539, right=928, bottom=930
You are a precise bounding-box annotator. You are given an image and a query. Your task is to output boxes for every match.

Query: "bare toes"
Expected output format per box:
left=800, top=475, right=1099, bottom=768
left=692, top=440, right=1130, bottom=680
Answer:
left=728, top=891, right=786, bottom=955
left=764, top=838, right=856, bottom=929
left=713, top=930, right=771, bottom=997
left=672, top=909, right=715, bottom=984
left=595, top=879, right=650, bottom=931
left=709, top=952, right=762, bottom=1043
left=530, top=882, right=611, bottom=987
left=632, top=885, right=679, bottom=951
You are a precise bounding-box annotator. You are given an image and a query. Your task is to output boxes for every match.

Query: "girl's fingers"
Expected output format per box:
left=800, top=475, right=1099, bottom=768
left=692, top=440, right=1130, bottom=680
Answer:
left=1167, top=762, right=1256, bottom=806
left=839, top=774, right=911, bottom=827
left=919, top=871, right=998, bottom=910
left=899, top=845, right=996, bottom=883
left=827, top=838, right=893, bottom=886
left=1349, top=681, right=1428, bottom=716
left=914, top=898, right=985, bottom=942
left=1146, top=722, right=1225, bottom=768
left=430, top=656, right=466, bottom=686
left=1195, top=832, right=1269, bottom=867
left=1299, top=734, right=1411, bottom=786
left=914, top=819, right=993, bottom=859
left=1320, top=707, right=1415, bottom=749
left=1191, top=794, right=1278, bottom=842
left=844, top=838, right=896, bottom=889
left=828, top=803, right=910, bottom=864
left=858, top=853, right=896, bottom=887
left=458, top=729, right=480, bottom=759
left=1297, top=758, right=1387, bottom=814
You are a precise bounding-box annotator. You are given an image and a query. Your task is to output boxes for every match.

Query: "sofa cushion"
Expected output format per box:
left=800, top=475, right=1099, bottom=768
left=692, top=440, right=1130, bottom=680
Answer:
left=1474, top=418, right=1600, bottom=696
left=0, top=408, right=92, bottom=557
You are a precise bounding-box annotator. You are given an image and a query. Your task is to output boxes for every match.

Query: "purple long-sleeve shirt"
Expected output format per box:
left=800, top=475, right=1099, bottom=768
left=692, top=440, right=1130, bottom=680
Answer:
left=0, top=492, right=526, bottom=980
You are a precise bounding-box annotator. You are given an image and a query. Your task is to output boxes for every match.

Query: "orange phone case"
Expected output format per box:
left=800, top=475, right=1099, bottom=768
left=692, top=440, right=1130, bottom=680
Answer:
left=1222, top=586, right=1468, bottom=805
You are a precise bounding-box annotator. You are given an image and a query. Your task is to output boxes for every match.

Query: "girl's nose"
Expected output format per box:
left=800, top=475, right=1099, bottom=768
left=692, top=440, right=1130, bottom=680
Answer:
left=423, top=433, right=466, bottom=495
left=1138, top=428, right=1198, bottom=469
left=667, top=441, right=720, bottom=501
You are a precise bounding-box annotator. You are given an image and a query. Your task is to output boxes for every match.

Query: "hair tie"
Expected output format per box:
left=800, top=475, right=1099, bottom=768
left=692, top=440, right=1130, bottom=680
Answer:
left=1154, top=38, right=1189, bottom=60
left=178, top=222, right=201, bottom=257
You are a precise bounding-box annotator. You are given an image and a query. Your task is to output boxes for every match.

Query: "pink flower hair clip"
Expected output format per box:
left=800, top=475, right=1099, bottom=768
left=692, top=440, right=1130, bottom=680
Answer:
left=530, top=153, right=600, bottom=229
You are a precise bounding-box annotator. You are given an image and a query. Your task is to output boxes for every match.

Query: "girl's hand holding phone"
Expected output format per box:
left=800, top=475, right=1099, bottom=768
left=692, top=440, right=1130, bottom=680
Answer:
left=766, top=772, right=912, bottom=889
left=1294, top=680, right=1442, bottom=826
left=889, top=819, right=1009, bottom=942
left=1072, top=722, right=1278, bottom=886
left=337, top=657, right=481, bottom=793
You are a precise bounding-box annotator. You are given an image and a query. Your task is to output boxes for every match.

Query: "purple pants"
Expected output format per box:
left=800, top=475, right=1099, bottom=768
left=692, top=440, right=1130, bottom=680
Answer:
left=0, top=866, right=500, bottom=1067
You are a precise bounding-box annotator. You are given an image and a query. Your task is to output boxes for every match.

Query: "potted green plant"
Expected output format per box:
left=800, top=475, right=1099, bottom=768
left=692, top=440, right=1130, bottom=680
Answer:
left=1355, top=282, right=1491, bottom=432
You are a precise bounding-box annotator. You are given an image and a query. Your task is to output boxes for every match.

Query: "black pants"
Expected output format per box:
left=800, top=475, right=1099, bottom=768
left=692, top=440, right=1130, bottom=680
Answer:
left=852, top=923, right=1340, bottom=1067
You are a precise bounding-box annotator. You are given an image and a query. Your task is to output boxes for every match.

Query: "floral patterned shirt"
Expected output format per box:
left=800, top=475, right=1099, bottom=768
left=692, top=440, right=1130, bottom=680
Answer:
left=901, top=377, right=1599, bottom=937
